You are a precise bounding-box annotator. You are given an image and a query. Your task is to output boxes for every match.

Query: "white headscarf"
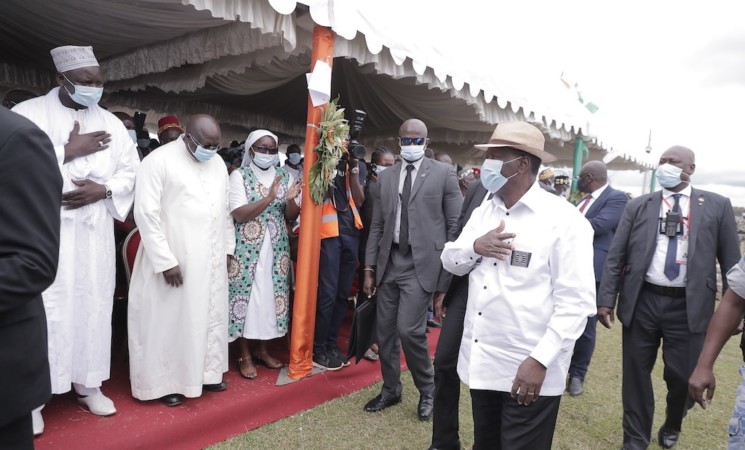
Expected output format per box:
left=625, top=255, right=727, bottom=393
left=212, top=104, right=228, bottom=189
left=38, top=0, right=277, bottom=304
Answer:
left=241, top=129, right=279, bottom=167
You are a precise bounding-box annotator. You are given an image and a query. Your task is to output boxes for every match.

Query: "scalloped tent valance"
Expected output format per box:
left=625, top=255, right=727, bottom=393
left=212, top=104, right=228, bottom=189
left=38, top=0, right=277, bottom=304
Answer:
left=0, top=0, right=640, bottom=168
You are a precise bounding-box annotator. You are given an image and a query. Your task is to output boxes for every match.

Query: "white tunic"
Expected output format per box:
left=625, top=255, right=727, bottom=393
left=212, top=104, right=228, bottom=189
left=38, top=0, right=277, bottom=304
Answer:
left=128, top=139, right=235, bottom=400
left=441, top=183, right=596, bottom=396
left=12, top=88, right=139, bottom=393
left=228, top=164, right=294, bottom=340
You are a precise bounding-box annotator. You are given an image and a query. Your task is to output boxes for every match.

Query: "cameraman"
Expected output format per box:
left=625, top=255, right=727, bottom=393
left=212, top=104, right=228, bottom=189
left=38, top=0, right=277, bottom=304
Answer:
left=312, top=147, right=366, bottom=371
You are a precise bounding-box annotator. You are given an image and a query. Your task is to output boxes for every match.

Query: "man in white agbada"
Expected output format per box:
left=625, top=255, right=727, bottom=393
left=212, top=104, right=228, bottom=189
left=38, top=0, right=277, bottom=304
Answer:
left=128, top=114, right=234, bottom=407
left=12, top=45, right=139, bottom=433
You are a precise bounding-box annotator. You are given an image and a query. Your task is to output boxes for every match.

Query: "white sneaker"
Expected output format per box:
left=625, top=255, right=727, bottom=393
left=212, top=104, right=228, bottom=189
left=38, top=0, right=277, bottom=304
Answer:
left=32, top=407, right=44, bottom=436
left=77, top=392, right=117, bottom=416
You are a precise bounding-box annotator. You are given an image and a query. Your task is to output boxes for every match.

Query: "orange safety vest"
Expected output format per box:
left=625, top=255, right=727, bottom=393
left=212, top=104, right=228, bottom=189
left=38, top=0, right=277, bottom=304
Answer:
left=320, top=172, right=363, bottom=239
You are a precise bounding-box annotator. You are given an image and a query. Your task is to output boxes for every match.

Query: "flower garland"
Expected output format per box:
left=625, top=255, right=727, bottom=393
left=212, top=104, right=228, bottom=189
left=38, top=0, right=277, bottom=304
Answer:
left=308, top=98, right=349, bottom=205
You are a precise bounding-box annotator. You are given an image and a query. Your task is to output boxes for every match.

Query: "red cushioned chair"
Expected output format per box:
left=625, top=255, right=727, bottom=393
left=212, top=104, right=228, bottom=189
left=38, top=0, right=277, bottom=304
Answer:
left=122, top=227, right=140, bottom=286
left=112, top=227, right=140, bottom=362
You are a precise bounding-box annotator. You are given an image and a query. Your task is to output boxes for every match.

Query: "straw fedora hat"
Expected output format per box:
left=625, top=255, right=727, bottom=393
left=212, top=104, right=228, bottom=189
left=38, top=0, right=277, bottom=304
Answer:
left=474, top=121, right=556, bottom=163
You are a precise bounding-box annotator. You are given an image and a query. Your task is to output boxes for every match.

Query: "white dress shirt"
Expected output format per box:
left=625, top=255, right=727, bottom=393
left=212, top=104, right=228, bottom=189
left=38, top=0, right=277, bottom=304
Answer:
left=393, top=157, right=424, bottom=244
left=577, top=183, right=609, bottom=216
left=646, top=185, right=691, bottom=287
left=441, top=182, right=596, bottom=396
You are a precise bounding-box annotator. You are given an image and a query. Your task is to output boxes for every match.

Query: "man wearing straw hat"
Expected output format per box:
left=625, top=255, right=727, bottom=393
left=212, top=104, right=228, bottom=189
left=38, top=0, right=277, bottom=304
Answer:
left=441, top=121, right=596, bottom=449
left=12, top=45, right=139, bottom=433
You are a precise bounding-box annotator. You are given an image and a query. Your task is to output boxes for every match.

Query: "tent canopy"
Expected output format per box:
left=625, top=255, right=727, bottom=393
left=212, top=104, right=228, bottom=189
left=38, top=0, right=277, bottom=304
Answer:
left=0, top=0, right=644, bottom=168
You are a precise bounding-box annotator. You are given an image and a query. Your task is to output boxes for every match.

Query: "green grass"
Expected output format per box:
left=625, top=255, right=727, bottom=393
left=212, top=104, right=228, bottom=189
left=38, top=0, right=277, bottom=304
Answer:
left=210, top=323, right=742, bottom=449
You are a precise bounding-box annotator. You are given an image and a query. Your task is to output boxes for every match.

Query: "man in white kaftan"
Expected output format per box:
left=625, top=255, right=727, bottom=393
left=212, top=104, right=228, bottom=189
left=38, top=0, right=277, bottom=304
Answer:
left=128, top=114, right=234, bottom=406
left=12, top=45, right=139, bottom=430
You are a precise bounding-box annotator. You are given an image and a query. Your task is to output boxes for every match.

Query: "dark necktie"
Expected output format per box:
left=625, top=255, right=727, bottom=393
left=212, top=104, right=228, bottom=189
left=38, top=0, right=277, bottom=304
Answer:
left=578, top=195, right=592, bottom=213
left=399, top=164, right=414, bottom=254
left=664, top=194, right=682, bottom=281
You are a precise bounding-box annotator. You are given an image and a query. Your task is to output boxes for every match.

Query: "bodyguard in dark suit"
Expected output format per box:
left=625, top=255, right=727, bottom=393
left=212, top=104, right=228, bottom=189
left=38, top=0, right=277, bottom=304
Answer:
left=362, top=119, right=462, bottom=420
left=429, top=180, right=487, bottom=450
left=566, top=161, right=628, bottom=396
left=0, top=107, right=62, bottom=448
left=598, top=145, right=740, bottom=450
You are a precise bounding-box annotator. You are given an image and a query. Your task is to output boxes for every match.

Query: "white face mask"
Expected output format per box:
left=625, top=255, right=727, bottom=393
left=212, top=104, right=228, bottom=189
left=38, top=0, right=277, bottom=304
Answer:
left=375, top=165, right=389, bottom=175
left=400, top=145, right=425, bottom=162
left=656, top=163, right=686, bottom=189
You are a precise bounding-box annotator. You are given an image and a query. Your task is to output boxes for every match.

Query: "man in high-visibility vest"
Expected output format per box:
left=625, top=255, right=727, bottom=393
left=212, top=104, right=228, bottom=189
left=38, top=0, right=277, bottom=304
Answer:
left=313, top=154, right=365, bottom=370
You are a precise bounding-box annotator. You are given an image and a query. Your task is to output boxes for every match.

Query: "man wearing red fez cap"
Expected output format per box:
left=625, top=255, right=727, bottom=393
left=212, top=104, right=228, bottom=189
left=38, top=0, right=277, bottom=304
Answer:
left=157, top=115, right=184, bottom=145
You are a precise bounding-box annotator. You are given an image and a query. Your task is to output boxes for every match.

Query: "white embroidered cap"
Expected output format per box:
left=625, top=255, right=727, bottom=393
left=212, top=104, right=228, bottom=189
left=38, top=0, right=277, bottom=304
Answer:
left=50, top=45, right=99, bottom=72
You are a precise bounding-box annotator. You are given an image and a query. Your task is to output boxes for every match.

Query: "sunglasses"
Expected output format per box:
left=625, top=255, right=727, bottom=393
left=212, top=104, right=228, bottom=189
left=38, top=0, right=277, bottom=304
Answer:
left=252, top=145, right=278, bottom=154
left=188, top=134, right=220, bottom=151
left=399, top=137, right=426, bottom=146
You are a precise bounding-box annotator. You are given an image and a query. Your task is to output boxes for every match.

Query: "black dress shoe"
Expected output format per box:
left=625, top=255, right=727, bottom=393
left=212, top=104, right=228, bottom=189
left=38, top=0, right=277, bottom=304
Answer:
left=658, top=426, right=680, bottom=449
left=203, top=381, right=228, bottom=392
left=363, top=394, right=401, bottom=413
left=160, top=394, right=185, bottom=407
left=418, top=393, right=434, bottom=421
left=567, top=377, right=584, bottom=396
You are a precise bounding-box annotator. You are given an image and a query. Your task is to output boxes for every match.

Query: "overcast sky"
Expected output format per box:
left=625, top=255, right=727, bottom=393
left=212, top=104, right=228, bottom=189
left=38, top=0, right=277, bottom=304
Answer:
left=396, top=0, right=745, bottom=205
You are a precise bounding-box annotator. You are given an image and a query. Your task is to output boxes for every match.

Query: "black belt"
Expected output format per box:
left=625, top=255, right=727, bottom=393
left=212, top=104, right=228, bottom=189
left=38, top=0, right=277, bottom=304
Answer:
left=643, top=281, right=685, bottom=298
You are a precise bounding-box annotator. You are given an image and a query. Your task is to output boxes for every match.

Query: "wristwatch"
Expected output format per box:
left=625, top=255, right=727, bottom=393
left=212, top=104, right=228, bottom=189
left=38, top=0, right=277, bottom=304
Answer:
left=350, top=166, right=359, bottom=174
left=104, top=185, right=112, bottom=199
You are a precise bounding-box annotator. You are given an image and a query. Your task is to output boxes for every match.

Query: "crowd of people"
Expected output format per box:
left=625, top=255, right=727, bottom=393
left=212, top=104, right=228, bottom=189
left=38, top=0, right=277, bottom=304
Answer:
left=2, top=43, right=745, bottom=450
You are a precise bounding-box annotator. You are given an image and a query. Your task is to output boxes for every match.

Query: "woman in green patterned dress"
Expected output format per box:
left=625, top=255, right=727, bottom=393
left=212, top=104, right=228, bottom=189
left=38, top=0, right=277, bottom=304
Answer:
left=228, top=130, right=300, bottom=379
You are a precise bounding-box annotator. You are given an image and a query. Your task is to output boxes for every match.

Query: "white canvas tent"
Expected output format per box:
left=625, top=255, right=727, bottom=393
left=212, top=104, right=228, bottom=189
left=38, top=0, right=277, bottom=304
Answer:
left=0, top=0, right=644, bottom=168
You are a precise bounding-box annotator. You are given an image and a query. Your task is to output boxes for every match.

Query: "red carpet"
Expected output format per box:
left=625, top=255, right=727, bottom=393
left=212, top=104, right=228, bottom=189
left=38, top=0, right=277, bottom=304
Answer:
left=35, top=313, right=441, bottom=450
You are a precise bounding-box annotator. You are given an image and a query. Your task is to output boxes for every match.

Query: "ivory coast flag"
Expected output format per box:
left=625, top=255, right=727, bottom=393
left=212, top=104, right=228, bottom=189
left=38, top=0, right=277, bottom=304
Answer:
left=561, top=72, right=599, bottom=114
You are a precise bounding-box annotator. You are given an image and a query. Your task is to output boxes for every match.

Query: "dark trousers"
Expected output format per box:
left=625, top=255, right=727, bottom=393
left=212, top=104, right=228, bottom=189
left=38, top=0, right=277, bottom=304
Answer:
left=568, top=315, right=597, bottom=380
left=621, top=288, right=704, bottom=449
left=376, top=246, right=434, bottom=399
left=470, top=389, right=561, bottom=450
left=569, top=282, right=600, bottom=381
left=314, top=234, right=359, bottom=354
left=0, top=413, right=33, bottom=450
left=431, top=276, right=468, bottom=450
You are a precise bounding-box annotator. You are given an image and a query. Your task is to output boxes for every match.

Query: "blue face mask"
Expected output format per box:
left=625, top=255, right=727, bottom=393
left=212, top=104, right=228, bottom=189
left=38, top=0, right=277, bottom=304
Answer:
left=253, top=152, right=279, bottom=169
left=287, top=153, right=302, bottom=166
left=194, top=145, right=217, bottom=162
left=400, top=145, right=425, bottom=162
left=655, top=163, right=686, bottom=189
left=62, top=74, right=103, bottom=108
left=480, top=157, right=520, bottom=193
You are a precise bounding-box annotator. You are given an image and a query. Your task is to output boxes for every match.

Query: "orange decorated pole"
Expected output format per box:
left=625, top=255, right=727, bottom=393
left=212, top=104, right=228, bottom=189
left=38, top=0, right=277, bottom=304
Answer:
left=288, top=25, right=334, bottom=379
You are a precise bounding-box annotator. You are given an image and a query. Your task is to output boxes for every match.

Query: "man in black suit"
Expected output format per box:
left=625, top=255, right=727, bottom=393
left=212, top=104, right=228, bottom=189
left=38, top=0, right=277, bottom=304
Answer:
left=362, top=119, right=462, bottom=420
left=598, top=145, right=740, bottom=449
left=0, top=107, right=62, bottom=448
left=566, top=161, right=628, bottom=396
left=429, top=180, right=488, bottom=450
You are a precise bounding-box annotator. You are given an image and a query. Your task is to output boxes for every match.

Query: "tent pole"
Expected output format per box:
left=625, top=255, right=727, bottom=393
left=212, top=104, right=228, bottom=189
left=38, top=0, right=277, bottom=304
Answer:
left=571, top=138, right=584, bottom=195
left=288, top=25, right=334, bottom=380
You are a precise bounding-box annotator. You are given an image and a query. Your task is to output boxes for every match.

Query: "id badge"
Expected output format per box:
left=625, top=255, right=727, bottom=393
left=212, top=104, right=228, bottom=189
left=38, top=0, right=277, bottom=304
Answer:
left=676, top=236, right=688, bottom=265
left=510, top=250, right=531, bottom=268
